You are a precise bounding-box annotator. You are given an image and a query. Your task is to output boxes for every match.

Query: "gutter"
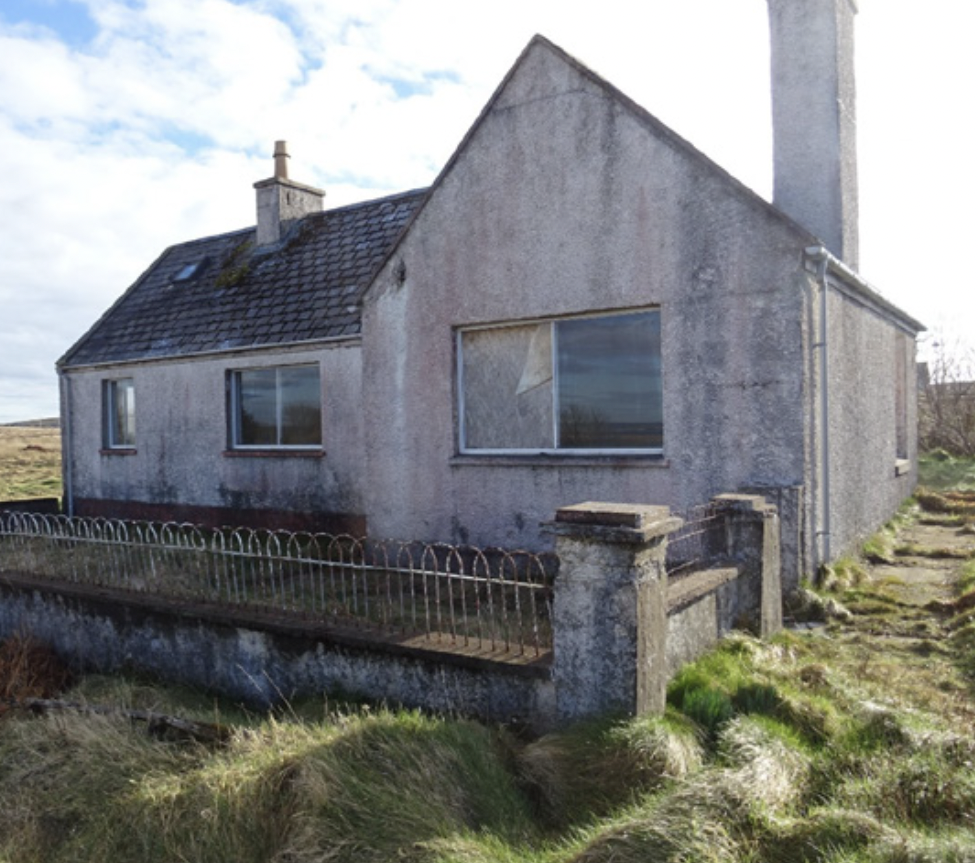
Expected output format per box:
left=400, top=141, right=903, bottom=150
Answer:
left=804, top=245, right=925, bottom=336
left=58, top=333, right=362, bottom=375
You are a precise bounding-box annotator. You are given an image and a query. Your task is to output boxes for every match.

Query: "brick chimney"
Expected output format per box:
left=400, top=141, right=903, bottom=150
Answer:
left=254, top=140, right=324, bottom=248
left=768, top=0, right=859, bottom=267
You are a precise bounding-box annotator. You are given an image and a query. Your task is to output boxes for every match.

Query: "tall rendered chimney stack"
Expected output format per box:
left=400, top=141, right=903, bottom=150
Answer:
left=254, top=140, right=324, bottom=248
left=768, top=0, right=859, bottom=267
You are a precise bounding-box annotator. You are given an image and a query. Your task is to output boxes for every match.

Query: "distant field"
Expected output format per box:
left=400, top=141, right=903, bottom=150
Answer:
left=0, top=425, right=62, bottom=502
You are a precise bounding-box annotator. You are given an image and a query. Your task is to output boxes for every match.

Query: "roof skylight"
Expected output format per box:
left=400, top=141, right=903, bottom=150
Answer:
left=173, top=262, right=202, bottom=282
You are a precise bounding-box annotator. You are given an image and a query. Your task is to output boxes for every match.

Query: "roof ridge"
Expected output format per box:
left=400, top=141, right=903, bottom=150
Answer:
left=322, top=186, right=430, bottom=216
left=171, top=225, right=254, bottom=251
left=167, top=187, right=431, bottom=250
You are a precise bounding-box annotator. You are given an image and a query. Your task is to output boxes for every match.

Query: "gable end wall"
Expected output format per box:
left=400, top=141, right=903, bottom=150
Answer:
left=361, top=41, right=812, bottom=559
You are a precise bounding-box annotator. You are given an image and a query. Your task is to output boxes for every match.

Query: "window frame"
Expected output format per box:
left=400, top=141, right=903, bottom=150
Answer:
left=457, top=308, right=663, bottom=457
left=103, top=377, right=136, bottom=450
left=894, top=331, right=909, bottom=462
left=228, top=363, right=323, bottom=451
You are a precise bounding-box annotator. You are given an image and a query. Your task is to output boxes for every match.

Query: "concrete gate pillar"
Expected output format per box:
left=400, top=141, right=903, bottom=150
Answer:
left=545, top=502, right=683, bottom=724
left=712, top=494, right=783, bottom=637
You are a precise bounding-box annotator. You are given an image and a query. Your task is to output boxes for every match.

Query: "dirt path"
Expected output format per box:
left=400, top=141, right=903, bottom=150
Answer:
left=821, top=507, right=974, bottom=736
left=867, top=517, right=973, bottom=607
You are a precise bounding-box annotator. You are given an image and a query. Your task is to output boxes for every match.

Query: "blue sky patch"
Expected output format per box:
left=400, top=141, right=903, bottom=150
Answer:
left=1, top=0, right=98, bottom=47
left=164, top=127, right=216, bottom=156
left=374, top=69, right=462, bottom=99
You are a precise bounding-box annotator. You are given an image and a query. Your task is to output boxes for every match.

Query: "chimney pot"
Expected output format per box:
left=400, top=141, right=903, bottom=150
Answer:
left=273, top=140, right=290, bottom=180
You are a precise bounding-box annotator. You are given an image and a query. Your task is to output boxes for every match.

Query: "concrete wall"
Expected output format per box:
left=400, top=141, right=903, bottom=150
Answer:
left=815, top=273, right=919, bottom=562
left=0, top=495, right=780, bottom=729
left=62, top=341, right=366, bottom=532
left=0, top=576, right=554, bottom=729
left=361, top=39, right=812, bottom=555
left=769, top=0, right=859, bottom=266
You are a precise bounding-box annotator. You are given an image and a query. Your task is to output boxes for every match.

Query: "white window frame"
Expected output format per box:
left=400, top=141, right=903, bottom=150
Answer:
left=229, top=363, right=322, bottom=450
left=103, top=377, right=136, bottom=449
left=457, top=308, right=663, bottom=456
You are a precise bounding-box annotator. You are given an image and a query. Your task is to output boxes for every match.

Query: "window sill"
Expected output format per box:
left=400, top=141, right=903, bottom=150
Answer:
left=450, top=453, right=670, bottom=469
left=223, top=449, right=325, bottom=459
left=894, top=459, right=911, bottom=477
left=100, top=448, right=137, bottom=456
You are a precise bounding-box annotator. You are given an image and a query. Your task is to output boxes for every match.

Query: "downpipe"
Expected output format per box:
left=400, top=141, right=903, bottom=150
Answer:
left=806, top=246, right=832, bottom=568
left=58, top=369, right=74, bottom=517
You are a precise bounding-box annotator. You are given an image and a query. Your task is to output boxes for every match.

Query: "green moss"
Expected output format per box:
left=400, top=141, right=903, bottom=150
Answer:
left=214, top=239, right=254, bottom=288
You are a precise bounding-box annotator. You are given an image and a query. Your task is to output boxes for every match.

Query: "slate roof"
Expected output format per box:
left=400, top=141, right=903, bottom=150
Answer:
left=60, top=188, right=428, bottom=368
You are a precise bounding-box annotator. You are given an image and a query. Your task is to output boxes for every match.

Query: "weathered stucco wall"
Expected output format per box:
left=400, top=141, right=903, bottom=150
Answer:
left=63, top=341, right=366, bottom=531
left=56, top=38, right=921, bottom=586
left=361, top=40, right=811, bottom=553
left=0, top=494, right=780, bottom=729
left=816, top=275, right=919, bottom=561
left=0, top=577, right=554, bottom=728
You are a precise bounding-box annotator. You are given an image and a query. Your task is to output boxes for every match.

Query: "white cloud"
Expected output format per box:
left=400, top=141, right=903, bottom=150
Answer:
left=0, top=0, right=974, bottom=422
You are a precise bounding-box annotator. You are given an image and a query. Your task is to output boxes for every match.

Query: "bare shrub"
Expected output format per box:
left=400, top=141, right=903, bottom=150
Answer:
left=918, top=331, right=975, bottom=457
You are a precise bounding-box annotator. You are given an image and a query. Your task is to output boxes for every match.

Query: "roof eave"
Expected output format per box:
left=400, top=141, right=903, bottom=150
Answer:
left=805, top=245, right=926, bottom=335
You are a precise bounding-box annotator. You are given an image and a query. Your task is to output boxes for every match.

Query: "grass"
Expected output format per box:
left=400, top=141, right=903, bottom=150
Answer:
left=857, top=496, right=927, bottom=564
left=918, top=450, right=975, bottom=493
left=0, top=448, right=972, bottom=862
left=0, top=695, right=542, bottom=863
left=1, top=537, right=972, bottom=861
left=0, top=424, right=62, bottom=502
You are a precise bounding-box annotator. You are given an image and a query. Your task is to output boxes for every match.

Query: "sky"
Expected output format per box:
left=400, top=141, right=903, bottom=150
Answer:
left=0, top=0, right=974, bottom=423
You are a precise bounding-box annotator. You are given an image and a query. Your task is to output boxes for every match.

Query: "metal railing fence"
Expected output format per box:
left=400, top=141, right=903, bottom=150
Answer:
left=0, top=511, right=555, bottom=659
left=665, top=502, right=726, bottom=578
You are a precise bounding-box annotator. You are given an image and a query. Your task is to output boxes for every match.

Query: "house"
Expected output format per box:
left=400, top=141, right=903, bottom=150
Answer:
left=58, top=0, right=924, bottom=590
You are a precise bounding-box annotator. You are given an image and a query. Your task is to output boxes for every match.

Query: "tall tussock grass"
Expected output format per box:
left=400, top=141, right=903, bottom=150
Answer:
left=0, top=477, right=972, bottom=862
left=0, top=703, right=539, bottom=862
left=571, top=715, right=810, bottom=862
left=3, top=620, right=970, bottom=862
left=515, top=709, right=703, bottom=827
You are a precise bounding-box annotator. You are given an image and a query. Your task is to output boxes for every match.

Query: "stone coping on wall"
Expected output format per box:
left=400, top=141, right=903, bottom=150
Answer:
left=0, top=571, right=552, bottom=680
left=545, top=501, right=684, bottom=544
left=667, top=566, right=739, bottom=613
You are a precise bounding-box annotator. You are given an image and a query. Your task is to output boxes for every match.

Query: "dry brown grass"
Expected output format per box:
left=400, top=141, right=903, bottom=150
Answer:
left=0, top=425, right=62, bottom=502
left=0, top=452, right=971, bottom=862
left=0, top=635, right=72, bottom=706
left=916, top=487, right=976, bottom=516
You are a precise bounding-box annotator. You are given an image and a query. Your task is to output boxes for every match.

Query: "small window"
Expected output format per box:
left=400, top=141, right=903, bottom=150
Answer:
left=459, top=309, right=663, bottom=454
left=174, top=263, right=198, bottom=281
left=230, top=364, right=322, bottom=448
left=103, top=377, right=135, bottom=448
left=172, top=257, right=209, bottom=283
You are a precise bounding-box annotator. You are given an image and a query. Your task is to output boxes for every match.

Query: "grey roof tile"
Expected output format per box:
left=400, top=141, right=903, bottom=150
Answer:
left=60, top=188, right=427, bottom=367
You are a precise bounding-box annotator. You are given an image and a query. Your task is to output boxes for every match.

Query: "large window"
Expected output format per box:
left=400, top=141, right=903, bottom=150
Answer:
left=459, top=309, right=662, bottom=454
left=103, top=377, right=136, bottom=449
left=230, top=364, right=322, bottom=449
